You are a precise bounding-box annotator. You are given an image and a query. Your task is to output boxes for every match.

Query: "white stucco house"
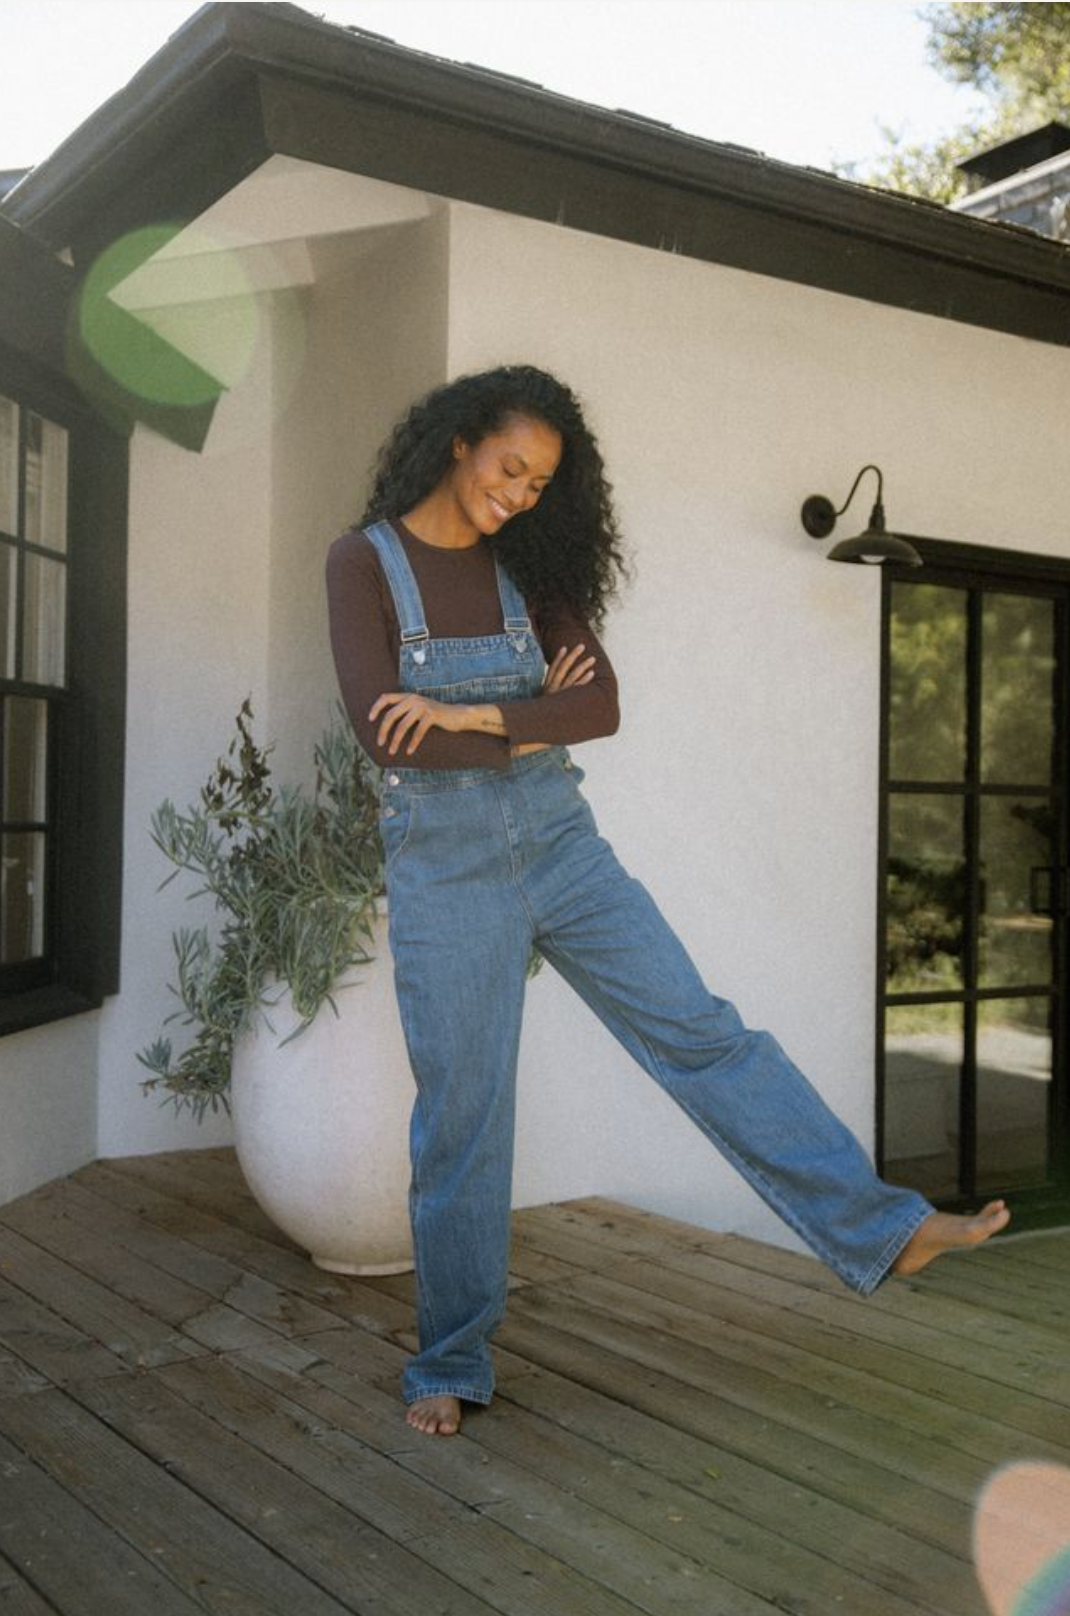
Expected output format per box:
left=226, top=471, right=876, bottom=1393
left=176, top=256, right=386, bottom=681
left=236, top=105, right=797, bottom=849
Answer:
left=2, top=1, right=1069, bottom=1246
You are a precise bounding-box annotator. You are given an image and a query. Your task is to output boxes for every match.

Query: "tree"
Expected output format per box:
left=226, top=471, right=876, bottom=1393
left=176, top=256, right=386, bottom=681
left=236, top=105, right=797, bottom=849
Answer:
left=836, top=3, right=1070, bottom=203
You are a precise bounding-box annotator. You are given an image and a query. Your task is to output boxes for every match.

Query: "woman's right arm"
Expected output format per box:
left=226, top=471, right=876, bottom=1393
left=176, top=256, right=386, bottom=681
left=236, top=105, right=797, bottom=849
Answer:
left=325, top=531, right=514, bottom=772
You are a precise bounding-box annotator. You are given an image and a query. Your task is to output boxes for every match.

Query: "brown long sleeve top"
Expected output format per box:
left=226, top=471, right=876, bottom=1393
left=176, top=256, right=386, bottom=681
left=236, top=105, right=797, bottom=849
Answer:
left=326, top=520, right=620, bottom=771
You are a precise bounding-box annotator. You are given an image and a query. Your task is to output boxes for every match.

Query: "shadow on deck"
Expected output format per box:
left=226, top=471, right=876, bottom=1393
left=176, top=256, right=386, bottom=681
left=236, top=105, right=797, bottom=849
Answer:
left=0, top=1148, right=1067, bottom=1615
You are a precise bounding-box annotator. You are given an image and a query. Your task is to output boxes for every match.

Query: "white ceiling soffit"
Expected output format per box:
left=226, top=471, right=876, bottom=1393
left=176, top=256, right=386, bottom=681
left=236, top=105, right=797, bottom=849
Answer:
left=110, top=157, right=433, bottom=311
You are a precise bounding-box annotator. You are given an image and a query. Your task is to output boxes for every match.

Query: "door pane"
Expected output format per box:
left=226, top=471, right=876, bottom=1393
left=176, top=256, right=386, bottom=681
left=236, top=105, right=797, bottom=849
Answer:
left=884, top=1003, right=962, bottom=1202
left=889, top=583, right=967, bottom=782
left=23, top=552, right=66, bottom=686
left=976, top=998, right=1051, bottom=1192
left=23, top=413, right=68, bottom=554
left=0, top=541, right=15, bottom=679
left=887, top=795, right=965, bottom=993
left=979, top=797, right=1054, bottom=988
left=982, top=593, right=1055, bottom=785
left=0, top=396, right=15, bottom=536
left=1, top=831, right=45, bottom=962
left=3, top=698, right=47, bottom=824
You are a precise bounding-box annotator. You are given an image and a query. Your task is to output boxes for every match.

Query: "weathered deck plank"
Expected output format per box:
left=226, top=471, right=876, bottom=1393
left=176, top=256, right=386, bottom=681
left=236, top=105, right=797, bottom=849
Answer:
left=0, top=1224, right=198, bottom=1376
left=0, top=1422, right=209, bottom=1616
left=78, top=1158, right=413, bottom=1339
left=57, top=1371, right=511, bottom=1616
left=489, top=1344, right=985, bottom=1615
left=515, top=1200, right=1070, bottom=1390
left=0, top=1181, right=279, bottom=1355
left=512, top=1226, right=1067, bottom=1445
left=495, top=1307, right=981, bottom=1559
left=0, top=1151, right=1063, bottom=1616
left=0, top=1552, right=58, bottom=1615
left=154, top=1350, right=728, bottom=1616
left=234, top=1328, right=981, bottom=1616
left=20, top=1175, right=346, bottom=1343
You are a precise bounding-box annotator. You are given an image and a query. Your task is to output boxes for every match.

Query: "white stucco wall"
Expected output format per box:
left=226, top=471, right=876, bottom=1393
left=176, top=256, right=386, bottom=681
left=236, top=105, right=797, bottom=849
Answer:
left=95, top=393, right=274, bottom=1158
left=0, top=1016, right=98, bottom=1204
left=441, top=200, right=1070, bottom=1243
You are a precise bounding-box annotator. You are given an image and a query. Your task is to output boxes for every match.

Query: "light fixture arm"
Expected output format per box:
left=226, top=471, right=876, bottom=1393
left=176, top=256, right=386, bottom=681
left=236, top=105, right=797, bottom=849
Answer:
left=801, top=463, right=885, bottom=540
left=833, top=463, right=883, bottom=527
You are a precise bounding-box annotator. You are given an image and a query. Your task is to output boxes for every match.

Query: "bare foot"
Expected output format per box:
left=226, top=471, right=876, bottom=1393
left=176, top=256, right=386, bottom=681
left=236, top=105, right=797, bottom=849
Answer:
left=405, top=1395, right=462, bottom=1437
left=892, top=1200, right=1011, bottom=1278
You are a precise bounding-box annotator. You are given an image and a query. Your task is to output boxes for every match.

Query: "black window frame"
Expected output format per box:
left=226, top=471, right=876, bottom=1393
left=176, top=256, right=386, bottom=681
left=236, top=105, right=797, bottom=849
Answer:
left=0, top=341, right=128, bottom=1037
left=877, top=538, right=1070, bottom=1228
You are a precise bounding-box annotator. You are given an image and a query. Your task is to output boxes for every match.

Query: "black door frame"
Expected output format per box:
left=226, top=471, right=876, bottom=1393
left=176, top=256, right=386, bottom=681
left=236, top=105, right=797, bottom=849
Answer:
left=878, top=538, right=1070, bottom=1228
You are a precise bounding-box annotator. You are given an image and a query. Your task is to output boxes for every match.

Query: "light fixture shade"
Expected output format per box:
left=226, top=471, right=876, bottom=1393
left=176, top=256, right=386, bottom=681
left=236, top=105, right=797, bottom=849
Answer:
left=828, top=528, right=923, bottom=566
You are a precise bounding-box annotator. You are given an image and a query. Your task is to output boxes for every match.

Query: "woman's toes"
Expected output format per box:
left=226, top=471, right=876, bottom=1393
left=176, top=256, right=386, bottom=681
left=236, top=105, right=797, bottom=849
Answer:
left=405, top=1396, right=462, bottom=1436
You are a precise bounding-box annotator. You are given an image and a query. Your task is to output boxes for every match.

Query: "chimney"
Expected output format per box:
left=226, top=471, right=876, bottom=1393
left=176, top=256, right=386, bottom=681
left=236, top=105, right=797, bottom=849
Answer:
left=952, top=122, right=1070, bottom=241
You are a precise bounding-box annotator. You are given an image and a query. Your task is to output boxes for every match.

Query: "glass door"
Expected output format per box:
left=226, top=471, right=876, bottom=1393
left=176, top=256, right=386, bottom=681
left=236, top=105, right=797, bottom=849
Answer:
left=880, top=561, right=1070, bottom=1222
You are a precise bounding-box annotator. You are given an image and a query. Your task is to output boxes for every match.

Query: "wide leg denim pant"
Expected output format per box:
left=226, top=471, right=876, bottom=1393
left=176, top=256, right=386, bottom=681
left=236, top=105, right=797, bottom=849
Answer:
left=381, top=745, right=932, bottom=1408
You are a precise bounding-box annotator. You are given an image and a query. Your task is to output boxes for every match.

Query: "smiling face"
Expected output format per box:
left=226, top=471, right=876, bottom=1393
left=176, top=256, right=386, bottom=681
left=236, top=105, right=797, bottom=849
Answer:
left=447, top=413, right=563, bottom=536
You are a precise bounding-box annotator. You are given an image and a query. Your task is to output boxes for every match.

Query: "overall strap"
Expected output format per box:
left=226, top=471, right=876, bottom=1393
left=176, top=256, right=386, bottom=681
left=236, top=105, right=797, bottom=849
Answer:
left=363, top=521, right=429, bottom=644
left=494, top=557, right=532, bottom=634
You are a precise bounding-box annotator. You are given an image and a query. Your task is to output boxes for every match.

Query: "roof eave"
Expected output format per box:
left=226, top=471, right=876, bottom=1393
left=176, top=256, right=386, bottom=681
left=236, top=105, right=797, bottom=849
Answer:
left=5, top=1, right=1070, bottom=329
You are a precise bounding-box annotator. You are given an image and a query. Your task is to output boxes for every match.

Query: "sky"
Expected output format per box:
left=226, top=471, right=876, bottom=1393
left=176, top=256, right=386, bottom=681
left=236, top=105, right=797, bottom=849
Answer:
left=0, top=0, right=990, bottom=179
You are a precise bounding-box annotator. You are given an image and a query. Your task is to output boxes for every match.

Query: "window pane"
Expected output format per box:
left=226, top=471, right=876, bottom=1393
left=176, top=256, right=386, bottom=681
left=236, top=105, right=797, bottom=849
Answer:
left=0, top=540, right=15, bottom=679
left=976, top=999, right=1051, bottom=1193
left=1, top=831, right=45, bottom=962
left=979, top=797, right=1054, bottom=989
left=889, top=583, right=967, bottom=783
left=24, top=412, right=68, bottom=554
left=981, top=594, right=1055, bottom=785
left=3, top=698, right=47, bottom=823
left=887, top=795, right=965, bottom=993
left=884, top=1003, right=962, bottom=1202
left=23, top=552, right=66, bottom=686
left=0, top=396, right=16, bottom=536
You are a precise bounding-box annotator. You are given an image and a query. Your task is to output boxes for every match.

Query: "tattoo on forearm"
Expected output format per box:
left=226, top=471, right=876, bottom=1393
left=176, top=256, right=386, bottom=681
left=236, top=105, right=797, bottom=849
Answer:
left=476, top=715, right=507, bottom=735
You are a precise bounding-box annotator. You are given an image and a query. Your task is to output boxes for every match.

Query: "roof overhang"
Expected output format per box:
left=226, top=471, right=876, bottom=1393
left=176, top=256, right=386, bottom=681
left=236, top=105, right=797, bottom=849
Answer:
left=4, top=0, right=1070, bottom=435
left=0, top=213, right=72, bottom=376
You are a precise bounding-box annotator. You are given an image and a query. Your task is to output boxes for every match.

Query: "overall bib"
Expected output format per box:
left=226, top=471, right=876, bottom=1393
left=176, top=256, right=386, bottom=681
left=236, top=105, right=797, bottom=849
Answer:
left=364, top=521, right=933, bottom=1408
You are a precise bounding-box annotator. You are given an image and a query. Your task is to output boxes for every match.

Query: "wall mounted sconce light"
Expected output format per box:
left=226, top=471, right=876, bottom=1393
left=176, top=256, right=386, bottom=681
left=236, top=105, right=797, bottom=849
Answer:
left=801, top=464, right=922, bottom=567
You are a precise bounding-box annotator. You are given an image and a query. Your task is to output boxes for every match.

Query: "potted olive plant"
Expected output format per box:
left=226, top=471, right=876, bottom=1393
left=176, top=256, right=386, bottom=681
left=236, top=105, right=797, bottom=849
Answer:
left=138, top=699, right=415, bottom=1274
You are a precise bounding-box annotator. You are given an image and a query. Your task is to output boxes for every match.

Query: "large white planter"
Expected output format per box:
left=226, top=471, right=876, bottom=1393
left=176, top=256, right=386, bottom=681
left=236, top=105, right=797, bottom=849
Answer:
left=231, top=913, right=415, bottom=1275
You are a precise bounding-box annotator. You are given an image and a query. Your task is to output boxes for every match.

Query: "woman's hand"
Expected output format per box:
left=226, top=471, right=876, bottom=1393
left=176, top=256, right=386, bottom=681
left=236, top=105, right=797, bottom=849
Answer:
left=370, top=644, right=597, bottom=756
left=544, top=644, right=595, bottom=693
left=369, top=692, right=475, bottom=756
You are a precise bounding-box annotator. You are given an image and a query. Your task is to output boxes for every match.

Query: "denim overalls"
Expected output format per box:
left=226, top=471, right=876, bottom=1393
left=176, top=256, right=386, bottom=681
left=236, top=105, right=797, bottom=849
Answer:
left=364, top=521, right=933, bottom=1409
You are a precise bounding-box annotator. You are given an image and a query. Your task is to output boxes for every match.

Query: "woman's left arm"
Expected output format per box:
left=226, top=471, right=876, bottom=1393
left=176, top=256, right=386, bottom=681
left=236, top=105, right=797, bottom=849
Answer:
left=497, top=603, right=620, bottom=747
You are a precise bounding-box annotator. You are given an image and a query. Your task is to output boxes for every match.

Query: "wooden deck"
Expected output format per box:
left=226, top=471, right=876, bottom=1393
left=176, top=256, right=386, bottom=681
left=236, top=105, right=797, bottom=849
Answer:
left=0, top=1151, right=1066, bottom=1616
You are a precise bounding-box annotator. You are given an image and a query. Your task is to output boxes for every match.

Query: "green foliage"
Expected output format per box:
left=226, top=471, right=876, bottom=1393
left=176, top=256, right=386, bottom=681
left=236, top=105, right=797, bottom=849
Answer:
left=926, top=2, right=1070, bottom=106
left=137, top=699, right=385, bottom=1121
left=841, top=114, right=1018, bottom=205
left=835, top=2, right=1070, bottom=202
left=887, top=851, right=966, bottom=991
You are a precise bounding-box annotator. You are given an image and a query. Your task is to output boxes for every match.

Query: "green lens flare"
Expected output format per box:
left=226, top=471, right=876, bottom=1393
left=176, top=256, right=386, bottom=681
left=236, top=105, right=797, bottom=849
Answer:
left=75, top=224, right=259, bottom=408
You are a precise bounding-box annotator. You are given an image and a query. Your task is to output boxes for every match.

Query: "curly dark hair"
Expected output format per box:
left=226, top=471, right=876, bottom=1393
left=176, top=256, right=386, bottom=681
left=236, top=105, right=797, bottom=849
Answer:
left=360, top=365, right=628, bottom=627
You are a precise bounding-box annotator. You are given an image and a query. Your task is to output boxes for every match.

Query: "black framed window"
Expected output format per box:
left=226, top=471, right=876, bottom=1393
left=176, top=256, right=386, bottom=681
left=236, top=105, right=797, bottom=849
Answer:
left=879, top=542, right=1070, bottom=1228
left=0, top=347, right=128, bottom=1036
left=0, top=396, right=69, bottom=992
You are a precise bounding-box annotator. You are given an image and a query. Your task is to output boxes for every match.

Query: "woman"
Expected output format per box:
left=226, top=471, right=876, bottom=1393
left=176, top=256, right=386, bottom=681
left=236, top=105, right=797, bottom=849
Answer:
left=326, top=364, right=1009, bottom=1439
